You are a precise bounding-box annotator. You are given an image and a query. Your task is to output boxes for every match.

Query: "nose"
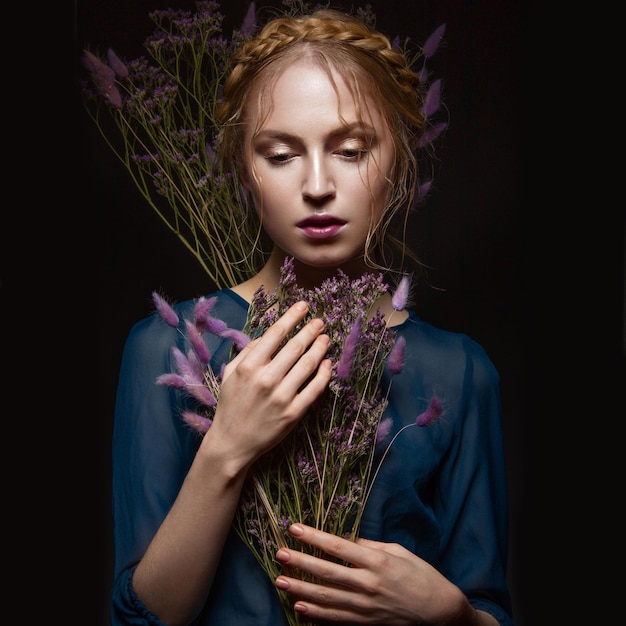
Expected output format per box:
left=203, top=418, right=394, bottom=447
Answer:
left=302, top=153, right=336, bottom=202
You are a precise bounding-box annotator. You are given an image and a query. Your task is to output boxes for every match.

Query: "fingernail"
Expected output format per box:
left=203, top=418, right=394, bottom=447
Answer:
left=295, top=301, right=308, bottom=311
left=276, top=549, right=290, bottom=561
left=275, top=576, right=289, bottom=590
left=294, top=602, right=308, bottom=613
left=290, top=523, right=304, bottom=536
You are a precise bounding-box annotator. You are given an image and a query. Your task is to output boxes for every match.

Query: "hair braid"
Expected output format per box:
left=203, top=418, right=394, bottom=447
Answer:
left=218, top=10, right=423, bottom=132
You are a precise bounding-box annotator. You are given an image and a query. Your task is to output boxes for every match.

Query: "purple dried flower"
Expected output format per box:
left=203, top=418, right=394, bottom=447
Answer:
left=155, top=373, right=187, bottom=388
left=202, top=314, right=250, bottom=350
left=185, top=348, right=205, bottom=382
left=391, top=276, right=410, bottom=311
left=185, top=319, right=211, bottom=364
left=417, top=121, right=447, bottom=149
left=416, top=395, right=443, bottom=427
left=387, top=335, right=406, bottom=375
left=417, top=65, right=430, bottom=84
left=193, top=296, right=217, bottom=332
left=421, top=78, right=442, bottom=119
left=336, top=313, right=362, bottom=380
left=106, top=48, right=129, bottom=78
left=205, top=316, right=228, bottom=335
left=171, top=346, right=201, bottom=383
left=152, top=291, right=179, bottom=327
left=422, top=23, right=446, bottom=59
left=376, top=417, right=393, bottom=444
left=185, top=383, right=217, bottom=408
left=157, top=348, right=215, bottom=407
left=240, top=2, right=256, bottom=36
left=221, top=328, right=251, bottom=351
left=181, top=410, right=213, bottom=434
left=81, top=49, right=122, bottom=108
left=415, top=178, right=433, bottom=202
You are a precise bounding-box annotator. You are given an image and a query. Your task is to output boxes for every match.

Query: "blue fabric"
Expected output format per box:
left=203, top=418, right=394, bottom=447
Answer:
left=110, top=288, right=514, bottom=625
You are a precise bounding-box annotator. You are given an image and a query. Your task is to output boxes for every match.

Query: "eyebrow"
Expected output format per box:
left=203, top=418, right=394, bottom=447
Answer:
left=255, top=122, right=377, bottom=142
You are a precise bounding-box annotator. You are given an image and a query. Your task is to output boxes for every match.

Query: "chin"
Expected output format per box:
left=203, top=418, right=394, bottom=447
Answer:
left=290, top=252, right=367, bottom=274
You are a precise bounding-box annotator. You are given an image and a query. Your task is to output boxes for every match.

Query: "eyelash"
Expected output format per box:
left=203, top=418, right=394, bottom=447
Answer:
left=265, top=148, right=368, bottom=163
left=341, top=148, right=368, bottom=159
left=266, top=153, right=292, bottom=163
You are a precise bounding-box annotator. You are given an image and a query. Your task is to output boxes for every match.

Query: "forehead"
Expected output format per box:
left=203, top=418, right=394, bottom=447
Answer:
left=246, top=57, right=386, bottom=131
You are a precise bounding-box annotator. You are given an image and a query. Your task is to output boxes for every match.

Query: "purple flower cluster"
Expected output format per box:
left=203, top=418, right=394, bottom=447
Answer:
left=79, top=1, right=266, bottom=287
left=152, top=291, right=249, bottom=433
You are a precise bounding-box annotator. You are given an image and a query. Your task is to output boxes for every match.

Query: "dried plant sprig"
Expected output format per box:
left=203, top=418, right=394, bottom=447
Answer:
left=81, top=1, right=266, bottom=287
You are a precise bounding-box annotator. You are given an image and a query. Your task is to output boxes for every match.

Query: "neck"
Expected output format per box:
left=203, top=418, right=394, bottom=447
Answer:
left=230, top=249, right=409, bottom=328
left=235, top=249, right=376, bottom=295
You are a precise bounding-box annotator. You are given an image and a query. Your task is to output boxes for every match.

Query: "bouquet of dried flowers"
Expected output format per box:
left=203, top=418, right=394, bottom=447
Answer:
left=153, top=257, right=442, bottom=626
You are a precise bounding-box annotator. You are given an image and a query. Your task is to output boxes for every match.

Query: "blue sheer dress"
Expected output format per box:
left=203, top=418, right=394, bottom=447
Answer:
left=110, top=288, right=515, bottom=625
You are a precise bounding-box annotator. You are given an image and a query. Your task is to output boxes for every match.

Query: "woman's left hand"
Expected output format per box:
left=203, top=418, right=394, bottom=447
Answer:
left=274, top=523, right=478, bottom=625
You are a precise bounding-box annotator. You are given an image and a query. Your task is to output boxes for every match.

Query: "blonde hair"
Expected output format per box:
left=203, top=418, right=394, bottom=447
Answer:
left=216, top=8, right=430, bottom=274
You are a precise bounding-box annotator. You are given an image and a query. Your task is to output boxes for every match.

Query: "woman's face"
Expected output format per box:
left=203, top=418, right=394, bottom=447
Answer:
left=243, top=59, right=395, bottom=272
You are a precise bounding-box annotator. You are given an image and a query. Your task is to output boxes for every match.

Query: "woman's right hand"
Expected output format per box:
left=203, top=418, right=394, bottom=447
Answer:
left=201, top=301, right=332, bottom=470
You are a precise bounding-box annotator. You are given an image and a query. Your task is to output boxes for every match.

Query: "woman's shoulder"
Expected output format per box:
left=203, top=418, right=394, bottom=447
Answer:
left=127, top=288, right=249, bottom=345
left=400, top=309, right=498, bottom=375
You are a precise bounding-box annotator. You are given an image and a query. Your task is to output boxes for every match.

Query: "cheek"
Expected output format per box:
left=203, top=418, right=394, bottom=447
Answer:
left=359, top=165, right=391, bottom=216
left=250, top=175, right=288, bottom=219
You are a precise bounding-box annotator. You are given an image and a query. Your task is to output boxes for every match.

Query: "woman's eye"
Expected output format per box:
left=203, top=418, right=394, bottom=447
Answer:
left=266, top=152, right=293, bottom=163
left=340, top=148, right=367, bottom=159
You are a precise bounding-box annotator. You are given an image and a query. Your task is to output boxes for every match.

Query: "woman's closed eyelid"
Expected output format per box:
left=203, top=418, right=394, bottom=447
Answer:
left=339, top=147, right=368, bottom=157
left=265, top=152, right=294, bottom=162
left=262, top=149, right=367, bottom=165
left=255, top=132, right=376, bottom=164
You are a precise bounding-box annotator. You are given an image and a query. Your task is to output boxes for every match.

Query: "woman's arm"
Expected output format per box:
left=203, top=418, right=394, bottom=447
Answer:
left=126, top=302, right=332, bottom=625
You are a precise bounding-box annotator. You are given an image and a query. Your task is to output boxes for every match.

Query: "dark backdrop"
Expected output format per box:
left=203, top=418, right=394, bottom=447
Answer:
left=76, top=1, right=536, bottom=623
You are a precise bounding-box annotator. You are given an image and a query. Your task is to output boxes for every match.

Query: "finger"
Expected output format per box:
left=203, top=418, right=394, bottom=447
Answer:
left=266, top=317, right=326, bottom=376
left=275, top=544, right=381, bottom=623
left=287, top=523, right=369, bottom=567
left=280, top=323, right=330, bottom=382
left=276, top=543, right=359, bottom=590
left=250, top=301, right=312, bottom=362
left=275, top=573, right=363, bottom=613
left=288, top=351, right=333, bottom=416
left=221, top=337, right=261, bottom=380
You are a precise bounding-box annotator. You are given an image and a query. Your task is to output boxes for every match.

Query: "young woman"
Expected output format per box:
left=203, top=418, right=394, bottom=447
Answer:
left=109, top=7, right=515, bottom=625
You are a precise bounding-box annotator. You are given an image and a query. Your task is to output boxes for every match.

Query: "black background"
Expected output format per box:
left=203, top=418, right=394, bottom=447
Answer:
left=73, top=1, right=624, bottom=624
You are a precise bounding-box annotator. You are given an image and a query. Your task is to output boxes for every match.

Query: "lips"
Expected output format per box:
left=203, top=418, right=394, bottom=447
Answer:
left=297, top=215, right=347, bottom=240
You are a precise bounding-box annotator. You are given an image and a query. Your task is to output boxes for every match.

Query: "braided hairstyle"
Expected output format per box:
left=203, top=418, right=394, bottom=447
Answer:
left=216, top=8, right=430, bottom=274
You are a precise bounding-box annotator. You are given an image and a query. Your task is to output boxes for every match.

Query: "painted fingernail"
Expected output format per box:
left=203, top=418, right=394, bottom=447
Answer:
left=276, top=549, right=290, bottom=561
left=289, top=523, right=304, bottom=536
left=294, top=602, right=308, bottom=613
left=275, top=576, right=289, bottom=590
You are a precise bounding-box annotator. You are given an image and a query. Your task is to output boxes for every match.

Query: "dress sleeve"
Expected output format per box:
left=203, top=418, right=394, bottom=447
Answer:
left=109, top=309, right=202, bottom=625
